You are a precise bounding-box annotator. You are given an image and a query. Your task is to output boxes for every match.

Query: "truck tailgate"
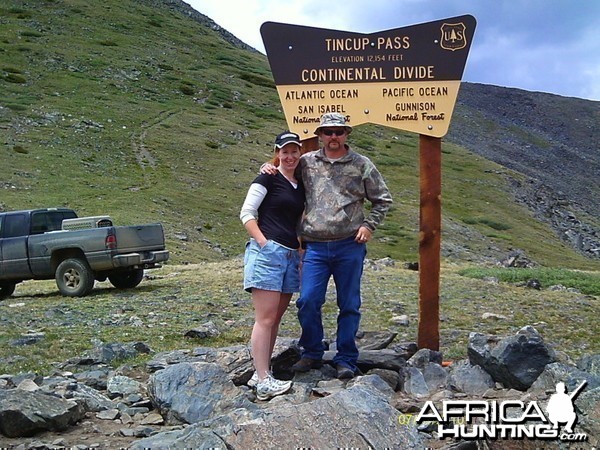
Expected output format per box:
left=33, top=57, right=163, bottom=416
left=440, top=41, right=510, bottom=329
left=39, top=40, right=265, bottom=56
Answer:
left=114, top=223, right=166, bottom=253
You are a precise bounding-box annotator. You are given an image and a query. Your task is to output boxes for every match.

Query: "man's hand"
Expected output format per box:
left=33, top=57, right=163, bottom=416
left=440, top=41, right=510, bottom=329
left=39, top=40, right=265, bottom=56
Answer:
left=260, top=163, right=278, bottom=175
left=355, top=226, right=372, bottom=243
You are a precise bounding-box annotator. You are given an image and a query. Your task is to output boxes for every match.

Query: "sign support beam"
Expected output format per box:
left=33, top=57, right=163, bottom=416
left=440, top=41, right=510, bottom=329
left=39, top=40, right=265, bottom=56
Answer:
left=301, top=136, right=320, bottom=153
left=261, top=15, right=476, bottom=354
left=418, top=134, right=441, bottom=350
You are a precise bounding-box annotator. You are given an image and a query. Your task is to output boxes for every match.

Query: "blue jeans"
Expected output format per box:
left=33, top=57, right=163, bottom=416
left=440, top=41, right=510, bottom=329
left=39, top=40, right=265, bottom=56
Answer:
left=296, top=236, right=366, bottom=372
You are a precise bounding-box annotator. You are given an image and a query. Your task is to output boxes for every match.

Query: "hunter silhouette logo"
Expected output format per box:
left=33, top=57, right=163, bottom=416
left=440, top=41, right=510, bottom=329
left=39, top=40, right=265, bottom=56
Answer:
left=546, top=381, right=586, bottom=434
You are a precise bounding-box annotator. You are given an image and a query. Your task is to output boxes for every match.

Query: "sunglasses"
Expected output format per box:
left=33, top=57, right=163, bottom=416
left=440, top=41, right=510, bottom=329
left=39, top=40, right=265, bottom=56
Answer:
left=322, top=129, right=346, bottom=136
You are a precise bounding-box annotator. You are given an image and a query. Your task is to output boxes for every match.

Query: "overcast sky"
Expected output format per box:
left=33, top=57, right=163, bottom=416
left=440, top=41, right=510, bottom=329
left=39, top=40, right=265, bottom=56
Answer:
left=187, top=0, right=599, bottom=101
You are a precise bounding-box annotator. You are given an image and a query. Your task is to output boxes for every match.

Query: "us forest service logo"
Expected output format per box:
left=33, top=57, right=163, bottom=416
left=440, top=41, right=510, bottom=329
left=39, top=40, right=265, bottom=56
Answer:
left=440, top=22, right=467, bottom=51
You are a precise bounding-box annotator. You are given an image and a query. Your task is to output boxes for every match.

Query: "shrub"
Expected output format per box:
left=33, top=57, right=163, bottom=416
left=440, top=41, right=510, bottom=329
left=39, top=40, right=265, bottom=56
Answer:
left=462, top=217, right=511, bottom=231
left=2, top=66, right=23, bottom=73
left=238, top=72, right=275, bottom=88
left=179, top=85, right=195, bottom=96
left=4, top=73, right=26, bottom=83
left=13, top=145, right=28, bottom=154
left=21, top=30, right=43, bottom=37
left=479, top=218, right=511, bottom=231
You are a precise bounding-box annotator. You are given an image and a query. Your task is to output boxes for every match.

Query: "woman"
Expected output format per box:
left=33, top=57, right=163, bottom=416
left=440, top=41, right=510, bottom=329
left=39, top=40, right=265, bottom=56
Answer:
left=239, top=131, right=305, bottom=400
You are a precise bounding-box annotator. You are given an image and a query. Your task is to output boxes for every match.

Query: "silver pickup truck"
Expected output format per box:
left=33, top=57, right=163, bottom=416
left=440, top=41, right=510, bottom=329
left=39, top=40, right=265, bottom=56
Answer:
left=0, top=208, right=169, bottom=299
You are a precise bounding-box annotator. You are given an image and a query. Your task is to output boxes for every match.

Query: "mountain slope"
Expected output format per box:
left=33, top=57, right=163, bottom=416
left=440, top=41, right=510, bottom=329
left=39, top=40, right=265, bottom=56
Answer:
left=448, top=83, right=599, bottom=215
left=447, top=83, right=600, bottom=260
left=0, top=0, right=598, bottom=270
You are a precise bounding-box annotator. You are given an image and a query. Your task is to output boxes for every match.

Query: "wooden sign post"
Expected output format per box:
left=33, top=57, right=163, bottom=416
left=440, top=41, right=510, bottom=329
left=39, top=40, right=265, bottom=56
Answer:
left=261, top=16, right=476, bottom=350
left=418, top=135, right=442, bottom=350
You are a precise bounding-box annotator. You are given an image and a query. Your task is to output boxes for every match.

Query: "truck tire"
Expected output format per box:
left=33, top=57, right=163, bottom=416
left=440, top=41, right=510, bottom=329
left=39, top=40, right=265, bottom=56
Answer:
left=55, top=258, right=95, bottom=297
left=109, top=269, right=144, bottom=289
left=0, top=283, right=16, bottom=300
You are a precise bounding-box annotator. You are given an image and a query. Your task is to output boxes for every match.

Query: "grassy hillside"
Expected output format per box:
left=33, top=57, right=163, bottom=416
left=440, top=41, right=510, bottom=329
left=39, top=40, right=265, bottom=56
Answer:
left=1, top=0, right=598, bottom=271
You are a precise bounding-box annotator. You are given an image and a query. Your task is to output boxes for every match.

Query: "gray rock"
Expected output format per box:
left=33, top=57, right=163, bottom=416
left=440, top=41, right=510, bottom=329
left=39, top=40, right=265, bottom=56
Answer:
left=468, top=325, right=556, bottom=390
left=184, top=321, right=220, bottom=339
left=146, top=338, right=297, bottom=386
left=366, top=368, right=402, bottom=391
left=403, top=367, right=431, bottom=398
left=528, top=361, right=600, bottom=395
left=576, top=386, right=600, bottom=445
left=0, top=389, right=85, bottom=438
left=133, top=378, right=416, bottom=449
left=447, top=360, right=495, bottom=395
left=10, top=332, right=46, bottom=347
left=421, top=362, right=448, bottom=392
left=408, top=348, right=443, bottom=368
left=96, top=408, right=120, bottom=420
left=313, top=379, right=345, bottom=397
left=107, top=375, right=144, bottom=398
left=578, top=354, right=600, bottom=376
left=355, top=330, right=398, bottom=350
left=1, top=334, right=597, bottom=448
left=227, top=376, right=422, bottom=449
left=147, top=362, right=254, bottom=424
left=129, top=425, right=229, bottom=449
left=390, top=341, right=419, bottom=359
left=62, top=342, right=152, bottom=368
left=324, top=348, right=408, bottom=372
left=64, top=382, right=114, bottom=412
left=72, top=367, right=112, bottom=390
left=146, top=349, right=200, bottom=372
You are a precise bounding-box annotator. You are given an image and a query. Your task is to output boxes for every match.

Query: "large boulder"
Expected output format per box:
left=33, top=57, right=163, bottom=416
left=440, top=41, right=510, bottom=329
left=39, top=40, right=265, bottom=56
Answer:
left=132, top=375, right=424, bottom=449
left=468, top=325, right=556, bottom=390
left=147, top=361, right=255, bottom=424
left=529, top=361, right=600, bottom=395
left=0, top=389, right=85, bottom=438
left=576, top=386, right=600, bottom=445
left=146, top=339, right=299, bottom=385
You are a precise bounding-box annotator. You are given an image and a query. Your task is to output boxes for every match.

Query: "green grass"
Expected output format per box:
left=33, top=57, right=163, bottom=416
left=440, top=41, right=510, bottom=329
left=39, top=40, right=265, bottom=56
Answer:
left=0, top=0, right=597, bottom=273
left=1, top=262, right=597, bottom=375
left=458, top=267, right=600, bottom=296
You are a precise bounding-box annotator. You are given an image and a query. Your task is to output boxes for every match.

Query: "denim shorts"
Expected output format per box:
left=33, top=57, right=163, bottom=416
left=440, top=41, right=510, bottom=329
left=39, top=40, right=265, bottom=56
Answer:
left=243, top=239, right=301, bottom=293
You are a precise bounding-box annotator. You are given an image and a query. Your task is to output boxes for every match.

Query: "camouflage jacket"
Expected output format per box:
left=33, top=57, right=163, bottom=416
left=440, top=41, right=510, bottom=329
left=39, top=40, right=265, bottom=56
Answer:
left=299, top=147, right=393, bottom=241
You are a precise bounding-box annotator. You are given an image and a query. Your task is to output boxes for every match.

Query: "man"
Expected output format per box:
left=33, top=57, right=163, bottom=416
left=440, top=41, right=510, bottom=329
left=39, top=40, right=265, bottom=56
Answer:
left=266, top=113, right=392, bottom=379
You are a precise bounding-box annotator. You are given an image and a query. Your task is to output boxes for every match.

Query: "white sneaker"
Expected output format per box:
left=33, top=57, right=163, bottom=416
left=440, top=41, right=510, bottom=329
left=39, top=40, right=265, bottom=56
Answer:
left=255, top=374, right=292, bottom=401
left=248, top=369, right=273, bottom=387
left=247, top=371, right=259, bottom=387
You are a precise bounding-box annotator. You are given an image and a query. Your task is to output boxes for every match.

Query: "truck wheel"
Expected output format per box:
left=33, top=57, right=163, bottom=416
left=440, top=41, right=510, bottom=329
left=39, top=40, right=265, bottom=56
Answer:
left=55, top=258, right=95, bottom=297
left=109, top=269, right=144, bottom=289
left=0, top=283, right=16, bottom=300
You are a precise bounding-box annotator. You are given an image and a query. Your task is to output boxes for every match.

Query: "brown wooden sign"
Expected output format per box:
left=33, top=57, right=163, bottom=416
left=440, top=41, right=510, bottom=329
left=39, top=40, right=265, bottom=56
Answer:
left=261, top=15, right=476, bottom=138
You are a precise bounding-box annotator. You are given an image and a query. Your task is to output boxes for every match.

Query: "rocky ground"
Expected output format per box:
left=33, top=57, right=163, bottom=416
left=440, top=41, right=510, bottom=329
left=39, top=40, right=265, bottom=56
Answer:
left=0, top=328, right=598, bottom=449
left=0, top=260, right=599, bottom=449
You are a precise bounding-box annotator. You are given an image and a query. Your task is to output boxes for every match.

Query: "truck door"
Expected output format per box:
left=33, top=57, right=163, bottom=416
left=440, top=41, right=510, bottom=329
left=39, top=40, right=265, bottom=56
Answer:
left=0, top=213, right=32, bottom=279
